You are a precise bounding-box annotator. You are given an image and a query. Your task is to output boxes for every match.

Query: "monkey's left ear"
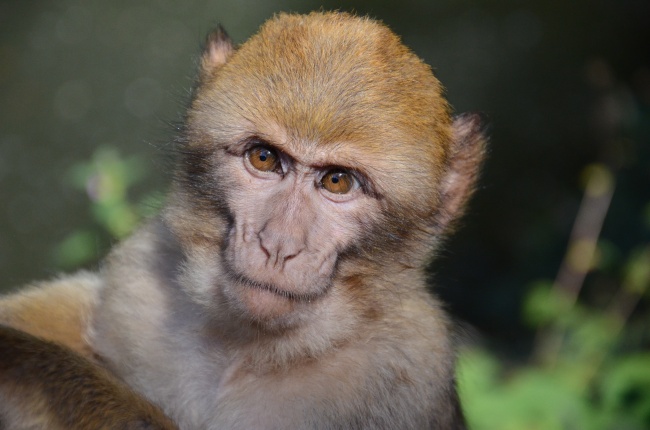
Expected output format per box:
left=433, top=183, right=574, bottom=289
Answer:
left=434, top=113, right=488, bottom=235
left=200, top=25, right=234, bottom=75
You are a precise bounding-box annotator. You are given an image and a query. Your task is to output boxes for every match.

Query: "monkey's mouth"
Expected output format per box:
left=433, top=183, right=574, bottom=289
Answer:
left=231, top=273, right=326, bottom=303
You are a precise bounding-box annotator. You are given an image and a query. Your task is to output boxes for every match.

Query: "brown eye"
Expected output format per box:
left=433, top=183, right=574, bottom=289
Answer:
left=321, top=170, right=356, bottom=194
left=247, top=146, right=280, bottom=172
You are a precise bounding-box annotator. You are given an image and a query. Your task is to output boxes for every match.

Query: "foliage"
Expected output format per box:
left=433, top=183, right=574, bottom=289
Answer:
left=53, top=148, right=163, bottom=268
left=458, top=164, right=650, bottom=430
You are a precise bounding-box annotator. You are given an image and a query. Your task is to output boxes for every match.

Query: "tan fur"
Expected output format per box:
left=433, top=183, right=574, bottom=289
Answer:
left=0, top=12, right=486, bottom=429
left=0, top=272, right=100, bottom=358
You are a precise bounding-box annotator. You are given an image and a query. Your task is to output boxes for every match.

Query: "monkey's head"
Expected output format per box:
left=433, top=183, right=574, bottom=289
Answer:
left=166, top=12, right=486, bottom=330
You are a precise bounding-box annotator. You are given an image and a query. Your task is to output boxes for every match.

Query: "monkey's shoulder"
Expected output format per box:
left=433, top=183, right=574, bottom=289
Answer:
left=0, top=272, right=101, bottom=358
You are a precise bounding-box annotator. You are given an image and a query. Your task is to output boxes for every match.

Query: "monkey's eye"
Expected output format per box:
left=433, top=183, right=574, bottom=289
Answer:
left=320, top=170, right=357, bottom=194
left=247, top=146, right=281, bottom=173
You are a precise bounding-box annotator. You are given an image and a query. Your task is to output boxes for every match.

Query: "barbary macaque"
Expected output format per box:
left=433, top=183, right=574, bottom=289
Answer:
left=0, top=11, right=486, bottom=430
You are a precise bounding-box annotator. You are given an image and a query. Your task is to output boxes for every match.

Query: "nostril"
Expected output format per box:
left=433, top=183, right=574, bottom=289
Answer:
left=283, top=252, right=299, bottom=263
left=259, top=241, right=271, bottom=259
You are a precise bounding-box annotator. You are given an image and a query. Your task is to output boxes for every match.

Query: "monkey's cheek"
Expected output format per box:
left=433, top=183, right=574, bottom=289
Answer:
left=238, top=286, right=296, bottom=320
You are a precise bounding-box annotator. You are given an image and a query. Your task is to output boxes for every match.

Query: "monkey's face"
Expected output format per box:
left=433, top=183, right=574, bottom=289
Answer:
left=217, top=132, right=386, bottom=322
left=171, top=13, right=456, bottom=327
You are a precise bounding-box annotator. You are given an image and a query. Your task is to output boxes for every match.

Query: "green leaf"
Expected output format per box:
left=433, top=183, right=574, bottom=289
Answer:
left=523, top=281, right=572, bottom=327
left=53, top=230, right=99, bottom=269
left=624, top=247, right=650, bottom=295
left=599, top=353, right=650, bottom=427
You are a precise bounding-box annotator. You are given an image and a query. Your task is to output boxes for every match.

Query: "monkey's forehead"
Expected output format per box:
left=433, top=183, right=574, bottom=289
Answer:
left=201, top=13, right=450, bottom=151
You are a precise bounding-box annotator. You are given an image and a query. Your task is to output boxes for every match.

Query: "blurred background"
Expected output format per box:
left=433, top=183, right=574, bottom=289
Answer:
left=1, top=0, right=649, bottom=428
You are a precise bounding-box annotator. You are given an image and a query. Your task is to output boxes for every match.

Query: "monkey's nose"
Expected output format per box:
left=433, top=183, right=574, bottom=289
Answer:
left=258, top=231, right=304, bottom=270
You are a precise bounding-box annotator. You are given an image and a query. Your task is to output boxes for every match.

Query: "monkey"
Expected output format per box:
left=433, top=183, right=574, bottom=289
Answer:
left=0, top=11, right=486, bottom=429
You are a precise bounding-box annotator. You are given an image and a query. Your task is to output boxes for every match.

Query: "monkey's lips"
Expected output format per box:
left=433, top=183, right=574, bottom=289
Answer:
left=228, top=273, right=327, bottom=320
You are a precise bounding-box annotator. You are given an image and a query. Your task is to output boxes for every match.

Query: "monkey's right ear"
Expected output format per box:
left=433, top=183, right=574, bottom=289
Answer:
left=200, top=25, right=234, bottom=75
